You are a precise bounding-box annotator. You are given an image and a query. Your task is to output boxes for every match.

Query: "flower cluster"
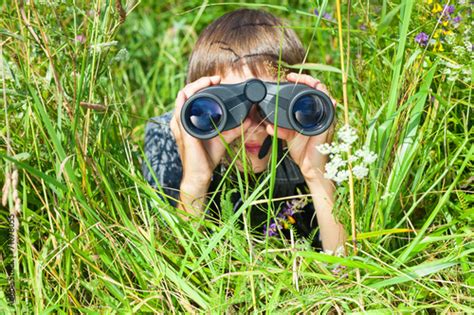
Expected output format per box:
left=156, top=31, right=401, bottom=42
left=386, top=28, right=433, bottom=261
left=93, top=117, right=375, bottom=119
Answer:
left=263, top=197, right=308, bottom=237
left=415, top=2, right=472, bottom=55
left=316, top=125, right=377, bottom=184
left=414, top=2, right=472, bottom=83
left=440, top=59, right=471, bottom=82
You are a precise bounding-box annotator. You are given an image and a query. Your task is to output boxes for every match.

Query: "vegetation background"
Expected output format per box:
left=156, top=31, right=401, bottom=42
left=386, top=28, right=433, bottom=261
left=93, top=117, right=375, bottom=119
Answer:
left=0, top=0, right=472, bottom=313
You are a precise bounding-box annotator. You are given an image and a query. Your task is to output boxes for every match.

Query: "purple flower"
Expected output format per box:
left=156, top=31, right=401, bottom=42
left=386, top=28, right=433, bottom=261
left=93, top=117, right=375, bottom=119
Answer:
left=313, top=9, right=335, bottom=22
left=323, top=13, right=334, bottom=21
left=443, top=5, right=455, bottom=15
left=75, top=34, right=86, bottom=44
left=415, top=32, right=429, bottom=46
left=452, top=15, right=462, bottom=24
left=279, top=202, right=295, bottom=218
left=359, top=23, right=367, bottom=31
left=263, top=221, right=280, bottom=237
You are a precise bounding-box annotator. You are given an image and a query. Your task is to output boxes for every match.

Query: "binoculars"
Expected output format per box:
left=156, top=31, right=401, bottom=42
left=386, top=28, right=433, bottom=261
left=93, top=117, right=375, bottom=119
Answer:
left=180, top=79, right=334, bottom=140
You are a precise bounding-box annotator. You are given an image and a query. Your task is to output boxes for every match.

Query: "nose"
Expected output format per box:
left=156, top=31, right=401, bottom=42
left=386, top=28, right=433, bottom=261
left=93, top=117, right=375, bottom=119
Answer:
left=246, top=105, right=265, bottom=125
left=242, top=105, right=267, bottom=135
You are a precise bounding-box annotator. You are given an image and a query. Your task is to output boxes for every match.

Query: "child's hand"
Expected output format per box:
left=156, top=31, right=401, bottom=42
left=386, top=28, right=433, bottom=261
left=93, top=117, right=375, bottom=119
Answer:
left=265, top=72, right=336, bottom=184
left=170, top=76, right=251, bottom=191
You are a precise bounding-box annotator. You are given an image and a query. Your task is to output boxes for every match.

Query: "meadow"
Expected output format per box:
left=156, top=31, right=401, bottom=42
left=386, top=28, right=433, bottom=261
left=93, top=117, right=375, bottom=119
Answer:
left=0, top=0, right=472, bottom=313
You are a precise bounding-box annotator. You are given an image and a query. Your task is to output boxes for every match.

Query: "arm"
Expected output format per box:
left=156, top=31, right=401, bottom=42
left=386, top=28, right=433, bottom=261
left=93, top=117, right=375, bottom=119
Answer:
left=169, top=76, right=251, bottom=218
left=266, top=72, right=347, bottom=254
left=177, top=178, right=211, bottom=218
left=305, top=173, right=346, bottom=254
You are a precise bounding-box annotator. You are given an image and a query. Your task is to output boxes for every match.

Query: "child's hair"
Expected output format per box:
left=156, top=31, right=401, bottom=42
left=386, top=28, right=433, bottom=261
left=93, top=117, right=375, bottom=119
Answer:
left=186, top=9, right=307, bottom=83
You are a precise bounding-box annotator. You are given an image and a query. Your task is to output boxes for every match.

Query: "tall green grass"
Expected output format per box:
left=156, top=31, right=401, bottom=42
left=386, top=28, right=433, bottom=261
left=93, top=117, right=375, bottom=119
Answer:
left=1, top=0, right=472, bottom=312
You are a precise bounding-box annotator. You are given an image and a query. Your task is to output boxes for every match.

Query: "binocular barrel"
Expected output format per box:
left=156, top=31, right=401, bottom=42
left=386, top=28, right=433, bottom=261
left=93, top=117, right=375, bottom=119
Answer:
left=181, top=79, right=334, bottom=140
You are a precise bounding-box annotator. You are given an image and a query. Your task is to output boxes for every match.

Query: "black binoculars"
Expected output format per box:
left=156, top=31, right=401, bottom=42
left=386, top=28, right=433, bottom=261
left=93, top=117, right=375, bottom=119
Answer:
left=180, top=79, right=334, bottom=140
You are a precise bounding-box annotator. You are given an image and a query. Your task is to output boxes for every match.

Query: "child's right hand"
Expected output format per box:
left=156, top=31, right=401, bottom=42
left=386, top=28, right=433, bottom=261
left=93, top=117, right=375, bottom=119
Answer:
left=170, top=75, right=251, bottom=205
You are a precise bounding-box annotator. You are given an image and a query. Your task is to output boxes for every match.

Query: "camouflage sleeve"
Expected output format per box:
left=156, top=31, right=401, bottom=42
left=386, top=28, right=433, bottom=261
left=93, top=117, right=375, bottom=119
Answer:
left=142, top=111, right=182, bottom=206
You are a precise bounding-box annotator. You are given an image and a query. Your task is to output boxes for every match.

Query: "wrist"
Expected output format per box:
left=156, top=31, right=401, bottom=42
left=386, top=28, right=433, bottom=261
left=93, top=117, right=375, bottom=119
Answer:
left=304, top=173, right=335, bottom=204
left=302, top=168, right=326, bottom=186
left=178, top=178, right=211, bottom=217
left=180, top=176, right=211, bottom=197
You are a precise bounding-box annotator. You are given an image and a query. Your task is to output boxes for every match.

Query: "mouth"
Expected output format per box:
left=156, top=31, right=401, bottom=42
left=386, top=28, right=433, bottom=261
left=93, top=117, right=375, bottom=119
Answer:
left=244, top=142, right=262, bottom=154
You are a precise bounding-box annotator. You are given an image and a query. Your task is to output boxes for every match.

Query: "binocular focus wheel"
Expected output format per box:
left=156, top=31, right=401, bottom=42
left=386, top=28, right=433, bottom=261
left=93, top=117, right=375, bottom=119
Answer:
left=244, top=79, right=267, bottom=103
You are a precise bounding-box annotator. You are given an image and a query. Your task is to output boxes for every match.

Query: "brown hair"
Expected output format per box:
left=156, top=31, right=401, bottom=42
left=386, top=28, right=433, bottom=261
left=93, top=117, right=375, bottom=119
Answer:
left=186, top=9, right=307, bottom=84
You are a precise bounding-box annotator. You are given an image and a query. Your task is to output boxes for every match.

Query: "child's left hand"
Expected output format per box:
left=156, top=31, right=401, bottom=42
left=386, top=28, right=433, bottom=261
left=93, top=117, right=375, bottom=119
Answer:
left=265, top=72, right=336, bottom=184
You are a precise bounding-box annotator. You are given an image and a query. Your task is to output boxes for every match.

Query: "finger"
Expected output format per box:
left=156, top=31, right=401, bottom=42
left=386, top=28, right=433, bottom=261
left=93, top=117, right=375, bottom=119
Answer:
left=172, top=90, right=188, bottom=129
left=182, top=75, right=221, bottom=99
left=287, top=72, right=321, bottom=89
left=287, top=72, right=336, bottom=106
left=265, top=124, right=295, bottom=141
left=285, top=132, right=309, bottom=156
left=170, top=117, right=185, bottom=157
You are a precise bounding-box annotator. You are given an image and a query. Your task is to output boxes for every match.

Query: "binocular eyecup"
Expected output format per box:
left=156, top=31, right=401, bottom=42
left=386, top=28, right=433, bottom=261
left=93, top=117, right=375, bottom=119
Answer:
left=181, top=79, right=334, bottom=140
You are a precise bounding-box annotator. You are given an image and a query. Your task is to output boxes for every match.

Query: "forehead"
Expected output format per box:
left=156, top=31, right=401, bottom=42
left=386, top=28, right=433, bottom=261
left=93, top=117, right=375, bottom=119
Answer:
left=220, top=65, right=276, bottom=84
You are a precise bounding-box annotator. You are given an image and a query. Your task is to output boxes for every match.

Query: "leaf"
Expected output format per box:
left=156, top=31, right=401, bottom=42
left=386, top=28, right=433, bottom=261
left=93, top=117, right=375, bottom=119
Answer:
left=354, top=228, right=414, bottom=240
left=377, top=5, right=401, bottom=37
left=281, top=62, right=342, bottom=74
left=370, top=261, right=458, bottom=289
left=296, top=251, right=385, bottom=273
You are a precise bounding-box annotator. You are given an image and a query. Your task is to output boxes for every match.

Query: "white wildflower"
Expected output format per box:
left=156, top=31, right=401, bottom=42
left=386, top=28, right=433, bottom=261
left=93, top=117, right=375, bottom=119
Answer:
left=319, top=126, right=377, bottom=183
left=352, top=164, right=369, bottom=179
left=113, top=48, right=130, bottom=62
left=337, top=125, right=358, bottom=145
left=330, top=145, right=341, bottom=154
left=462, top=68, right=472, bottom=83
left=447, top=74, right=459, bottom=82
left=329, top=155, right=347, bottom=169
left=324, top=155, right=346, bottom=181
left=355, top=148, right=378, bottom=164
left=338, top=142, right=351, bottom=152
left=464, top=40, right=472, bottom=51
left=461, top=68, right=472, bottom=77
left=89, top=41, right=118, bottom=53
left=453, top=46, right=466, bottom=56
left=324, top=163, right=338, bottom=181
left=441, top=68, right=452, bottom=75
left=445, top=62, right=462, bottom=70
left=316, top=143, right=332, bottom=155
left=333, top=170, right=350, bottom=183
left=445, top=34, right=456, bottom=45
left=348, top=155, right=359, bottom=163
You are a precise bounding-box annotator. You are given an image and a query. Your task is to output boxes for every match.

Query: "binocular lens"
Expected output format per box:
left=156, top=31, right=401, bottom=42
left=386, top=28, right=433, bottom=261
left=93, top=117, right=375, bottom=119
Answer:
left=188, top=97, right=223, bottom=132
left=292, top=95, right=324, bottom=129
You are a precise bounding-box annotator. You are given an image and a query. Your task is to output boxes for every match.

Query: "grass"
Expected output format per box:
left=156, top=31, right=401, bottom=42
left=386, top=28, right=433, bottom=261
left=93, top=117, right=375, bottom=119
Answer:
left=1, top=0, right=473, bottom=313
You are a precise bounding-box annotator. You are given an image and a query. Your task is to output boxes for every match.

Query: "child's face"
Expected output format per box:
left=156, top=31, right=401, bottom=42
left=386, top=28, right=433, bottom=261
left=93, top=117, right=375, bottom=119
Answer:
left=220, top=65, right=277, bottom=173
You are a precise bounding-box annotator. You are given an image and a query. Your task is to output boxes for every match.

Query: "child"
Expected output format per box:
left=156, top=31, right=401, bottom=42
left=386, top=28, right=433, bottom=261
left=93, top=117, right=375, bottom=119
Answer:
left=143, top=9, right=346, bottom=253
